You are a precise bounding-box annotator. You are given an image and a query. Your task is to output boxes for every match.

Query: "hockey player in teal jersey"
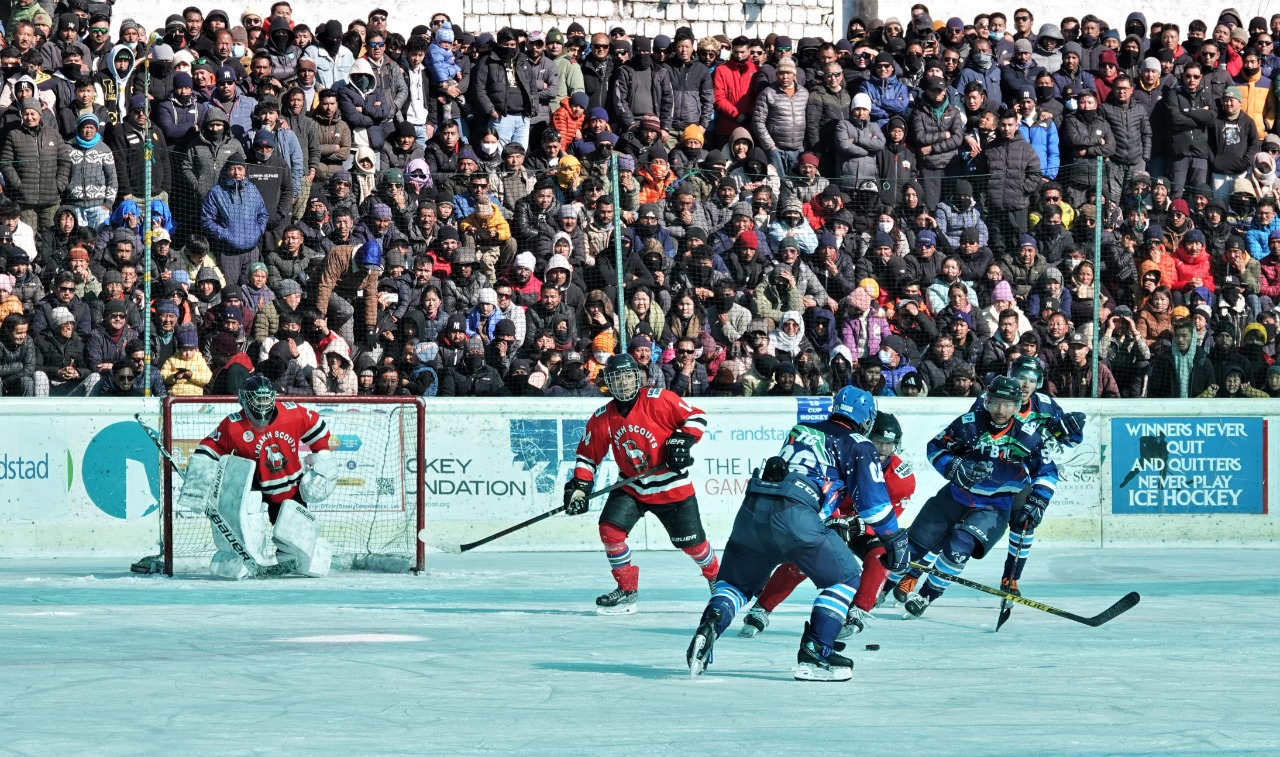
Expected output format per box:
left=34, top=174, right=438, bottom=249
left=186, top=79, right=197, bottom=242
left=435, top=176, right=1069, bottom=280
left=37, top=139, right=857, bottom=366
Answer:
left=891, top=376, right=1059, bottom=616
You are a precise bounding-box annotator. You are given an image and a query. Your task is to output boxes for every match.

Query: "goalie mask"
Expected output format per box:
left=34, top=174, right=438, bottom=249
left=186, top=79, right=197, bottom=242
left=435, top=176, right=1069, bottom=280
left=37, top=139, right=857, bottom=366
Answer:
left=603, top=353, right=646, bottom=402
left=239, top=374, right=278, bottom=426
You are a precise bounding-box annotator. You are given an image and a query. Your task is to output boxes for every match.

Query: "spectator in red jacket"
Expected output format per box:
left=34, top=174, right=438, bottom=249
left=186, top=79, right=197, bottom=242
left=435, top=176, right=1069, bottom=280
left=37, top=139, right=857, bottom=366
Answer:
left=1171, top=229, right=1216, bottom=295
left=711, top=36, right=757, bottom=147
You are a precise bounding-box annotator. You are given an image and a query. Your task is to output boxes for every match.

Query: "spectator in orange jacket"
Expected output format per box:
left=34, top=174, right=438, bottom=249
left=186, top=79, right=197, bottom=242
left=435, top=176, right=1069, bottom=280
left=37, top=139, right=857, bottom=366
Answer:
left=551, top=92, right=589, bottom=153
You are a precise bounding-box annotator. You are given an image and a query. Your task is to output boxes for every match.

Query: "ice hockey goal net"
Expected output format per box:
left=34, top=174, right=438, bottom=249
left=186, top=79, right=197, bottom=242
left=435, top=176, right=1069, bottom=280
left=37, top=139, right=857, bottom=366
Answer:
left=162, top=396, right=425, bottom=575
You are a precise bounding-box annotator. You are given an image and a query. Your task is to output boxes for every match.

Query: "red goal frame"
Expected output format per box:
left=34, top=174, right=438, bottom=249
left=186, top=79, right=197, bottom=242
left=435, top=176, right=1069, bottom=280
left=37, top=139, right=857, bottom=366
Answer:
left=162, top=395, right=426, bottom=575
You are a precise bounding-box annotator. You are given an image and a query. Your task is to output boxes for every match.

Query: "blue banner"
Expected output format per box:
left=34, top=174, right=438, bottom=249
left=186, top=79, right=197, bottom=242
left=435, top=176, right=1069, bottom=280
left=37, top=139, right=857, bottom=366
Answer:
left=796, top=397, right=831, bottom=424
left=1111, top=417, right=1267, bottom=514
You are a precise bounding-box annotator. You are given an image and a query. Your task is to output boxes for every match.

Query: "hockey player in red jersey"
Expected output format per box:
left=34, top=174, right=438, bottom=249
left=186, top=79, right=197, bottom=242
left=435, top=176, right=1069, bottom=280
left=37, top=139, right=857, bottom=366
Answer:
left=737, top=412, right=915, bottom=638
left=563, top=354, right=717, bottom=614
left=188, top=375, right=341, bottom=578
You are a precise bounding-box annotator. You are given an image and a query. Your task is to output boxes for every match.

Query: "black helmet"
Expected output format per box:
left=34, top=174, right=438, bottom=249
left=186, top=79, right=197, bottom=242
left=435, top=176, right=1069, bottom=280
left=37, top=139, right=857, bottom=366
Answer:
left=603, top=353, right=646, bottom=402
left=1008, top=355, right=1044, bottom=389
left=986, top=375, right=1022, bottom=404
left=239, top=374, right=278, bottom=426
left=870, top=411, right=903, bottom=451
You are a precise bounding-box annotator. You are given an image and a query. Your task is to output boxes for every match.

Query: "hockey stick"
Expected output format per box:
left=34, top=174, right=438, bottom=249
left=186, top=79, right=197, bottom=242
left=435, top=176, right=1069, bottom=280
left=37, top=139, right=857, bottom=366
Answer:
left=419, top=464, right=666, bottom=554
left=909, top=561, right=1141, bottom=627
left=131, top=414, right=283, bottom=577
left=996, top=527, right=1027, bottom=632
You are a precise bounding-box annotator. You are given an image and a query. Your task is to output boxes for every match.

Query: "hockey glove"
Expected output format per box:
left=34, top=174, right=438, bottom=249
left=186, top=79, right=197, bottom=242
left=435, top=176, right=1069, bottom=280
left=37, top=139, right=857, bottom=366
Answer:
left=1011, top=491, right=1050, bottom=531
left=824, top=516, right=855, bottom=543
left=563, top=477, right=593, bottom=516
left=664, top=432, right=696, bottom=472
left=1051, top=412, right=1087, bottom=445
left=879, top=528, right=910, bottom=576
left=945, top=457, right=994, bottom=490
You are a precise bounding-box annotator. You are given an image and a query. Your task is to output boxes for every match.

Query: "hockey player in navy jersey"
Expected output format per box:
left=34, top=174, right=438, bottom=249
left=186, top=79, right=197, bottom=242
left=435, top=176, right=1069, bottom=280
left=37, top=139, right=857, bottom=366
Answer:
left=686, top=387, right=909, bottom=682
left=971, top=357, right=1085, bottom=599
left=891, top=376, right=1059, bottom=616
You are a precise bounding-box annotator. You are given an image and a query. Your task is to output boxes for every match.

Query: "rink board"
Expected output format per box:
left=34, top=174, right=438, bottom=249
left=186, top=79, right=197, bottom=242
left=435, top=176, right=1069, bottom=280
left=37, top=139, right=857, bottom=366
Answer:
left=0, top=398, right=1275, bottom=557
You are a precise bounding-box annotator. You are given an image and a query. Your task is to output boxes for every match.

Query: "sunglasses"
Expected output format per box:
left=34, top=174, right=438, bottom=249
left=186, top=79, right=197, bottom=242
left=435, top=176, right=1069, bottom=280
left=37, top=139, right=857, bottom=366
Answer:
left=496, top=292, right=513, bottom=299
left=58, top=286, right=76, bottom=292
left=244, top=17, right=261, bottom=24
left=368, top=41, right=386, bottom=48
left=90, top=26, right=108, bottom=33
left=676, top=349, right=696, bottom=355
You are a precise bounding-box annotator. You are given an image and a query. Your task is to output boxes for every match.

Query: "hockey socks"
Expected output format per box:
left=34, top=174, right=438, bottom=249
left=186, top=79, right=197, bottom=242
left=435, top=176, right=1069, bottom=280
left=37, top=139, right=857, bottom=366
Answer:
left=853, top=546, right=888, bottom=612
left=708, top=581, right=749, bottom=635
left=1004, top=528, right=1034, bottom=582
left=756, top=562, right=808, bottom=613
left=599, top=523, right=638, bottom=592
left=682, top=539, right=719, bottom=583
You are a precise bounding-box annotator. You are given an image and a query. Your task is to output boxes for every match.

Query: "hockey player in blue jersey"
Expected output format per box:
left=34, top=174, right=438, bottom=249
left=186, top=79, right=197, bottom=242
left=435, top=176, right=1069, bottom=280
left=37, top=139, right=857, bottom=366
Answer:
left=891, top=376, right=1059, bottom=616
left=685, top=387, right=909, bottom=682
left=973, top=357, right=1085, bottom=599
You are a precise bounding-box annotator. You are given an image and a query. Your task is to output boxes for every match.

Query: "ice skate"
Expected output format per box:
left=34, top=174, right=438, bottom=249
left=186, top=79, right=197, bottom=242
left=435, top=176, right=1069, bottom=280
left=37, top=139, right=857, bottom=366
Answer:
left=738, top=604, right=770, bottom=638
left=892, top=574, right=919, bottom=604
left=838, top=607, right=872, bottom=639
left=902, top=593, right=931, bottom=617
left=1001, top=577, right=1021, bottom=597
left=687, top=609, right=722, bottom=677
left=794, top=623, right=853, bottom=682
left=595, top=588, right=637, bottom=615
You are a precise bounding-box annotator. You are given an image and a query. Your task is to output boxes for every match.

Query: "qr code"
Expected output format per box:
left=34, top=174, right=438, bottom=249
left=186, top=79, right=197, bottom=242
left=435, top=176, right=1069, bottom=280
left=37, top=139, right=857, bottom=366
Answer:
left=376, top=478, right=396, bottom=495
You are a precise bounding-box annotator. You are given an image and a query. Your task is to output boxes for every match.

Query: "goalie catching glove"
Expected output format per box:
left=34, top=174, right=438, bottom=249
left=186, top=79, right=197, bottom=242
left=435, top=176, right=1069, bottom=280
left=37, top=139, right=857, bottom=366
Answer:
left=563, top=477, right=592, bottom=516
left=299, top=450, right=339, bottom=504
left=664, top=432, right=696, bottom=471
left=1011, top=491, right=1050, bottom=531
left=945, top=457, right=993, bottom=490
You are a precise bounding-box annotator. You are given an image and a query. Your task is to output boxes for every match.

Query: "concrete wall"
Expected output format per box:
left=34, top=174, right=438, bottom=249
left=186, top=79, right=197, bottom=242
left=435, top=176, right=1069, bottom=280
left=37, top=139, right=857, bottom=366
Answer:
left=109, top=0, right=1216, bottom=45
left=3, top=395, right=1269, bottom=560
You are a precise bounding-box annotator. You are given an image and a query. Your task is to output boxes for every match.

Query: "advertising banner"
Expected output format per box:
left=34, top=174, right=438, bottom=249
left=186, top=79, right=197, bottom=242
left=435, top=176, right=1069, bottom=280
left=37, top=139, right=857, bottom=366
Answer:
left=1111, top=417, right=1267, bottom=514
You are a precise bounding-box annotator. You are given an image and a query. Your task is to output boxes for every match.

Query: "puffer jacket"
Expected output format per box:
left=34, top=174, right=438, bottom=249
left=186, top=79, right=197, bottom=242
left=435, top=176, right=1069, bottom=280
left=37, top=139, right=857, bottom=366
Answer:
left=201, top=170, right=269, bottom=255
left=752, top=82, right=808, bottom=151
left=1060, top=110, right=1116, bottom=188
left=834, top=117, right=885, bottom=188
left=612, top=59, right=675, bottom=131
left=0, top=334, right=36, bottom=386
left=366, top=54, right=409, bottom=113
left=1018, top=115, right=1059, bottom=180
left=980, top=132, right=1042, bottom=209
left=174, top=110, right=245, bottom=216
left=858, top=74, right=910, bottom=127
left=804, top=81, right=850, bottom=157
left=338, top=59, right=395, bottom=150
left=956, top=58, right=1003, bottom=108
left=0, top=119, right=70, bottom=207
left=667, top=57, right=713, bottom=130
left=473, top=49, right=537, bottom=119
left=264, top=18, right=302, bottom=83
left=1100, top=98, right=1151, bottom=166
left=908, top=101, right=966, bottom=170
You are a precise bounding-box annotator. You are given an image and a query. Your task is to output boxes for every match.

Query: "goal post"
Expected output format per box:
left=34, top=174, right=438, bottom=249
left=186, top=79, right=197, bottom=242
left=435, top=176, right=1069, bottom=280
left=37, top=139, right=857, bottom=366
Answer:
left=161, top=396, right=426, bottom=576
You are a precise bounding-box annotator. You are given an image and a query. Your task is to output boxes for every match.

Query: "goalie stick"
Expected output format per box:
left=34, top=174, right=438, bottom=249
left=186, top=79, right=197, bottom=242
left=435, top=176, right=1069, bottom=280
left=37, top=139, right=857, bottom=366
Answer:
left=130, top=415, right=290, bottom=577
left=909, top=561, right=1141, bottom=628
left=420, top=464, right=665, bottom=554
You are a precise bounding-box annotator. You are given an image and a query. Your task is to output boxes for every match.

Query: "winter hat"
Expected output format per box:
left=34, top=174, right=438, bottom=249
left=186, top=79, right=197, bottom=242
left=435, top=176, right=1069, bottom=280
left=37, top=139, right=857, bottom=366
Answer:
left=681, top=124, right=705, bottom=145
left=616, top=154, right=636, bottom=173
left=513, top=251, right=536, bottom=270
left=852, top=93, right=873, bottom=111
left=818, top=232, right=839, bottom=249
left=103, top=270, right=124, bottom=285
left=1018, top=233, right=1038, bottom=249
left=276, top=279, right=302, bottom=297
left=222, top=304, right=244, bottom=323
left=50, top=306, right=75, bottom=327
left=993, top=281, right=1014, bottom=302
left=1014, top=38, right=1033, bottom=54
left=1170, top=198, right=1190, bottom=216
left=872, top=231, right=893, bottom=248
left=477, top=288, right=498, bottom=306
left=173, top=72, right=194, bottom=89
left=546, top=254, right=572, bottom=273
left=434, top=22, right=454, bottom=44
left=916, top=230, right=937, bottom=247
left=494, top=319, right=517, bottom=338
left=176, top=325, right=199, bottom=348
left=1184, top=229, right=1206, bottom=245
left=156, top=301, right=180, bottom=317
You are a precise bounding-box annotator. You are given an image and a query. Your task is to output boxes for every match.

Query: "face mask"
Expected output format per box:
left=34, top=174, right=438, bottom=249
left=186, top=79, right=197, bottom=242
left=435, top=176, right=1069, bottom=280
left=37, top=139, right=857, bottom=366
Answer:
left=972, top=52, right=992, bottom=68
left=956, top=198, right=973, bottom=211
left=634, top=53, right=652, bottom=69
left=479, top=141, right=499, bottom=155
left=878, top=349, right=891, bottom=362
left=561, top=365, right=584, bottom=382
left=61, top=63, right=80, bottom=77
left=1064, top=258, right=1081, bottom=270
left=593, top=350, right=610, bottom=364
left=719, top=49, right=730, bottom=61
left=1065, top=98, right=1078, bottom=111
left=877, top=220, right=893, bottom=233
left=232, top=44, right=246, bottom=58
left=1081, top=34, right=1097, bottom=46
left=496, top=45, right=517, bottom=60
left=989, top=31, right=1002, bottom=43
left=905, top=54, right=923, bottom=71
left=1036, top=85, right=1055, bottom=100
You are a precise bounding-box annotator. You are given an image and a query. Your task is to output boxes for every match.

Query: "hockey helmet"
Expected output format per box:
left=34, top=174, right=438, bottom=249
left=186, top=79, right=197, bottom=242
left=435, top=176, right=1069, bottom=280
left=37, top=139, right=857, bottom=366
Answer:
left=239, top=374, right=278, bottom=426
left=603, top=353, right=646, bottom=402
left=985, top=375, right=1022, bottom=405
left=869, top=411, right=903, bottom=455
left=1008, top=355, right=1044, bottom=390
left=830, top=385, right=876, bottom=434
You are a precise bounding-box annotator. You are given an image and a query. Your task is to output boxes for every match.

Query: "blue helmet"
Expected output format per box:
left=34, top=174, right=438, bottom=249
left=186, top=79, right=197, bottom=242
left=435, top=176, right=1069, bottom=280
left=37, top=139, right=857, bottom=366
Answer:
left=830, top=386, right=876, bottom=432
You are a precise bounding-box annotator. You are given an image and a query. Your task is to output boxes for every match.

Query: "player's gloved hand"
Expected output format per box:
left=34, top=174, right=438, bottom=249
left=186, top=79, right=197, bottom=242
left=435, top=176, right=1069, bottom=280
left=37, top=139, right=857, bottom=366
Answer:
left=1011, top=491, right=1049, bottom=531
left=562, top=477, right=592, bottom=516
left=664, top=432, right=696, bottom=471
left=1051, top=412, right=1087, bottom=444
left=879, top=528, right=910, bottom=576
left=824, top=516, right=854, bottom=543
left=945, top=457, right=993, bottom=490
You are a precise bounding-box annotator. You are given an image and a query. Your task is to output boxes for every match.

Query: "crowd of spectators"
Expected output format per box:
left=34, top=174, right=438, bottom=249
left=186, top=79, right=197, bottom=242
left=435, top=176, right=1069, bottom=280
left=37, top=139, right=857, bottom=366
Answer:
left=0, top=2, right=1279, bottom=401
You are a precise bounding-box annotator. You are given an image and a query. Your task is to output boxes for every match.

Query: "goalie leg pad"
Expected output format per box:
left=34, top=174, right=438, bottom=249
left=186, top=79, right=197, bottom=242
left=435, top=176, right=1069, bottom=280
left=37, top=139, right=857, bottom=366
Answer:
left=211, top=455, right=272, bottom=564
left=273, top=500, right=333, bottom=577
left=209, top=550, right=252, bottom=580
left=299, top=451, right=340, bottom=504
left=176, top=454, right=222, bottom=515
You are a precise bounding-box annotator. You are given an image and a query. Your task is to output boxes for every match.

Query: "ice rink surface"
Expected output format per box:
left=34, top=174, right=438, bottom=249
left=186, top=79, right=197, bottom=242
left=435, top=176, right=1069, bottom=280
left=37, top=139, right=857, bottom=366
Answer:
left=0, top=548, right=1276, bottom=757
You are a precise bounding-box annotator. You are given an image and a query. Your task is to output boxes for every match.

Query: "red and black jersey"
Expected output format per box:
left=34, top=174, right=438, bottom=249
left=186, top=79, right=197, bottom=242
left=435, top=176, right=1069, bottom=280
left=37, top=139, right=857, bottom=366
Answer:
left=573, top=388, right=708, bottom=505
left=835, top=452, right=916, bottom=530
left=194, top=401, right=331, bottom=506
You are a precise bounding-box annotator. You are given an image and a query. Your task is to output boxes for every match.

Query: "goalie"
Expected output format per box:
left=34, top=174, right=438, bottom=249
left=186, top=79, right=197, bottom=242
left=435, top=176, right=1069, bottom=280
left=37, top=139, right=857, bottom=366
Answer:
left=184, top=375, right=340, bottom=579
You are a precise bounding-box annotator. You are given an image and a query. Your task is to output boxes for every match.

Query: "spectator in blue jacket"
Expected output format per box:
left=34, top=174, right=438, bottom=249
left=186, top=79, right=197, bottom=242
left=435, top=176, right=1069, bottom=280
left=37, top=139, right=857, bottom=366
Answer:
left=1244, top=199, right=1280, bottom=260
left=1015, top=88, right=1060, bottom=180
left=859, top=52, right=910, bottom=127
left=201, top=159, right=269, bottom=285
left=955, top=38, right=1003, bottom=109
left=935, top=179, right=990, bottom=248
